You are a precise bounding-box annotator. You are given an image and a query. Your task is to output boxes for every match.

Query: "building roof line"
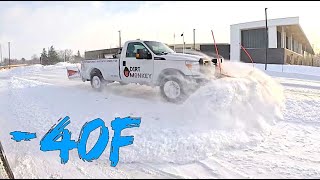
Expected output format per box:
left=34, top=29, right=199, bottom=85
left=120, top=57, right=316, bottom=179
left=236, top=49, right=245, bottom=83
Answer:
left=230, top=16, right=299, bottom=27
left=296, top=24, right=315, bottom=54
left=168, top=43, right=230, bottom=46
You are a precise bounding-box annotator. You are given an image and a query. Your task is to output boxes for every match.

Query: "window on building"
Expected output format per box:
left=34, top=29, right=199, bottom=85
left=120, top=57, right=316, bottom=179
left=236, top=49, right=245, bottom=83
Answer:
left=293, top=40, right=298, bottom=53
left=292, top=38, right=294, bottom=51
left=241, top=28, right=267, bottom=48
left=277, top=31, right=281, bottom=48
left=286, top=36, right=289, bottom=49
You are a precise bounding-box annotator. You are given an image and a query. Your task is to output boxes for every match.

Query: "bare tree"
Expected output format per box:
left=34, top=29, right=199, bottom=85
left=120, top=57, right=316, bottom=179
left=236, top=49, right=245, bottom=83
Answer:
left=58, top=49, right=73, bottom=62
left=29, top=54, right=40, bottom=65
left=65, top=49, right=73, bottom=62
left=57, top=50, right=65, bottom=62
left=31, top=54, right=39, bottom=61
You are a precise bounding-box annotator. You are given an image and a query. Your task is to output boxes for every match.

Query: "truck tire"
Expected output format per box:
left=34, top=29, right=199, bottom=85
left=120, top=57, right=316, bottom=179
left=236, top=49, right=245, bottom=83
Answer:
left=90, top=72, right=104, bottom=92
left=160, top=76, right=187, bottom=103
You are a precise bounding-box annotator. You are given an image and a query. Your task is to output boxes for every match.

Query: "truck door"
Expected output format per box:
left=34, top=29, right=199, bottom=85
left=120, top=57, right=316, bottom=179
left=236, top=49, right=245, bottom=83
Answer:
left=120, top=42, right=154, bottom=84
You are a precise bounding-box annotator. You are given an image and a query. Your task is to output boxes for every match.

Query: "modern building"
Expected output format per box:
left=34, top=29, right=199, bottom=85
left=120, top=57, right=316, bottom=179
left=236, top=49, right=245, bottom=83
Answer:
left=230, top=17, right=315, bottom=65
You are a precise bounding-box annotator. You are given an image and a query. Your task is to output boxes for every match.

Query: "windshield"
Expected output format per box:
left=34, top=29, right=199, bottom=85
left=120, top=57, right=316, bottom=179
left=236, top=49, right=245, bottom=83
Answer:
left=144, top=41, right=174, bottom=55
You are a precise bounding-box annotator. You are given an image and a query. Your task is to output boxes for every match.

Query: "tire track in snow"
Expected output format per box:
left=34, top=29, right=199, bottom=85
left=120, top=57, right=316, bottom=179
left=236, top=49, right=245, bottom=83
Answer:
left=198, top=157, right=249, bottom=178
left=5, top=77, right=54, bottom=178
left=133, top=162, right=186, bottom=179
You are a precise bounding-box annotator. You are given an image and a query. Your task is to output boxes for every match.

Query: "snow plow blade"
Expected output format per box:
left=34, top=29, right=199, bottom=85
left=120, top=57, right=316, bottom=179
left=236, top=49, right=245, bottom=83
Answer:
left=0, top=142, right=14, bottom=179
left=66, top=66, right=81, bottom=79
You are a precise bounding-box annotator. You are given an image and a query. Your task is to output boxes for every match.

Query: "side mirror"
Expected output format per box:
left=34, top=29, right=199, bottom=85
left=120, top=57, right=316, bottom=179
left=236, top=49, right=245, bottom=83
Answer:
left=136, top=49, right=152, bottom=59
left=212, top=58, right=217, bottom=64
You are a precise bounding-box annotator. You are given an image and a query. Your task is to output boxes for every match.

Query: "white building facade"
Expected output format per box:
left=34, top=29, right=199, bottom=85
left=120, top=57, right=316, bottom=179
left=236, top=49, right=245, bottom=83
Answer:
left=230, top=17, right=314, bottom=65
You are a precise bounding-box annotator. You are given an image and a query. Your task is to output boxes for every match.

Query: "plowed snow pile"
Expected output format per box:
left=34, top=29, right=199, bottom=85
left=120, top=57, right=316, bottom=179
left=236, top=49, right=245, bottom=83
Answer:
left=184, top=62, right=285, bottom=131
left=117, top=62, right=285, bottom=165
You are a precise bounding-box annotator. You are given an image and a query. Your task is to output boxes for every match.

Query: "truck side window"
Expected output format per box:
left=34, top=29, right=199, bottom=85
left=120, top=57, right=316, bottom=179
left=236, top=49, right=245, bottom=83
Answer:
left=126, top=42, right=148, bottom=58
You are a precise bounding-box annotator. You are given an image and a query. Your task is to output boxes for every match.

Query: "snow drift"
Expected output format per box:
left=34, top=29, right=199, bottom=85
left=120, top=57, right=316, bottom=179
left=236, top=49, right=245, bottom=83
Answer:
left=183, top=61, right=285, bottom=131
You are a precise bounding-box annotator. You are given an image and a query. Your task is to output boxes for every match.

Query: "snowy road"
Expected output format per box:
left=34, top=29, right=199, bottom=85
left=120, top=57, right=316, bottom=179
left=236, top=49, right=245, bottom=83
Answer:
left=0, top=63, right=319, bottom=178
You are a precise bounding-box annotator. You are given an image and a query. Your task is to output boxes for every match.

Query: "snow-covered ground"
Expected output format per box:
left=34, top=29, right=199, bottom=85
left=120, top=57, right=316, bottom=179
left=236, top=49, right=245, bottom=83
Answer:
left=0, top=61, right=319, bottom=178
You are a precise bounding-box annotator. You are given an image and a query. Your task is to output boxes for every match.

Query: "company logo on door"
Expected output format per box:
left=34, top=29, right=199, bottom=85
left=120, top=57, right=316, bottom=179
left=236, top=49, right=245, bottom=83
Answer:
left=124, top=67, right=130, bottom=77
left=123, top=66, right=152, bottom=79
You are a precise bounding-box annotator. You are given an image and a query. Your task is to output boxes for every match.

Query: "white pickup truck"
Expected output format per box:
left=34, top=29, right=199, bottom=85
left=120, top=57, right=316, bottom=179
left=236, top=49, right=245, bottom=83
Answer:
left=80, top=40, right=216, bottom=102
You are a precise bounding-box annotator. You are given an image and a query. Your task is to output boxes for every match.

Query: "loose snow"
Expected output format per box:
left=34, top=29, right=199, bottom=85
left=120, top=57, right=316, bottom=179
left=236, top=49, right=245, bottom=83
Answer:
left=0, top=61, right=319, bottom=178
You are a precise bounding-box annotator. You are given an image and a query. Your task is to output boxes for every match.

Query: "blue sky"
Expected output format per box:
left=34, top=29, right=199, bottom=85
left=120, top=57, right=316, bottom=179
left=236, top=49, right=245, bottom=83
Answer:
left=0, top=1, right=319, bottom=59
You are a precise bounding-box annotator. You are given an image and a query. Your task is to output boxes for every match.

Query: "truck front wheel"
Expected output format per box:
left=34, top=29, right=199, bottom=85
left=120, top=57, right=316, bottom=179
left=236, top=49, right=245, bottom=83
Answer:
left=91, top=73, right=104, bottom=91
left=160, top=76, right=187, bottom=103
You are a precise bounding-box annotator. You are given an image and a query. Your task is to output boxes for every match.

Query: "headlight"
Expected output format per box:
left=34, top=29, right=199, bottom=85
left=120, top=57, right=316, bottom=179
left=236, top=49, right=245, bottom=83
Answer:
left=185, top=61, right=199, bottom=70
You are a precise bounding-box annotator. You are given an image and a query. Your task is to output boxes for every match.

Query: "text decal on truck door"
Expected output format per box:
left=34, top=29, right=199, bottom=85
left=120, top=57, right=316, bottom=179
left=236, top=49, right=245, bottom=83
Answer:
left=124, top=67, right=130, bottom=77
left=124, top=66, right=152, bottom=79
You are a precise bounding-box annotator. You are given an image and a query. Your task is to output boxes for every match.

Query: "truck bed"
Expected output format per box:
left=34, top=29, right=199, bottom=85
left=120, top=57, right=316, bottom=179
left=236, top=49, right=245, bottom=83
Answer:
left=81, top=58, right=121, bottom=81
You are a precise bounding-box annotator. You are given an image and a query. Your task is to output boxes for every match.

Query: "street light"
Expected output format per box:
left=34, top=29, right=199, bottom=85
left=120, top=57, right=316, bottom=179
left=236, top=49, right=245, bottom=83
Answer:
left=173, top=33, right=176, bottom=51
left=181, top=32, right=185, bottom=53
left=118, top=30, right=121, bottom=48
left=193, top=29, right=195, bottom=50
left=8, top=42, right=11, bottom=69
left=265, top=8, right=268, bottom=71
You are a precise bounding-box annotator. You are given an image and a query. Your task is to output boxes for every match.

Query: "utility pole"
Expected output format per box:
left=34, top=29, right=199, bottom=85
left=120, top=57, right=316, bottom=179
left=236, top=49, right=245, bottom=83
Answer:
left=118, top=30, right=121, bottom=48
left=265, top=8, right=268, bottom=71
left=8, top=42, right=10, bottom=68
left=193, top=29, right=195, bottom=50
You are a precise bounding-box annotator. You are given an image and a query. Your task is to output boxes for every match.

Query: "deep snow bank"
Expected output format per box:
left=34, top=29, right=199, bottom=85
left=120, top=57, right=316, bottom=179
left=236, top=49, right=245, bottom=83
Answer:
left=0, top=62, right=79, bottom=77
left=44, top=62, right=80, bottom=70
left=183, top=61, right=285, bottom=131
left=117, top=62, right=285, bottom=165
left=0, top=64, right=43, bottom=77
